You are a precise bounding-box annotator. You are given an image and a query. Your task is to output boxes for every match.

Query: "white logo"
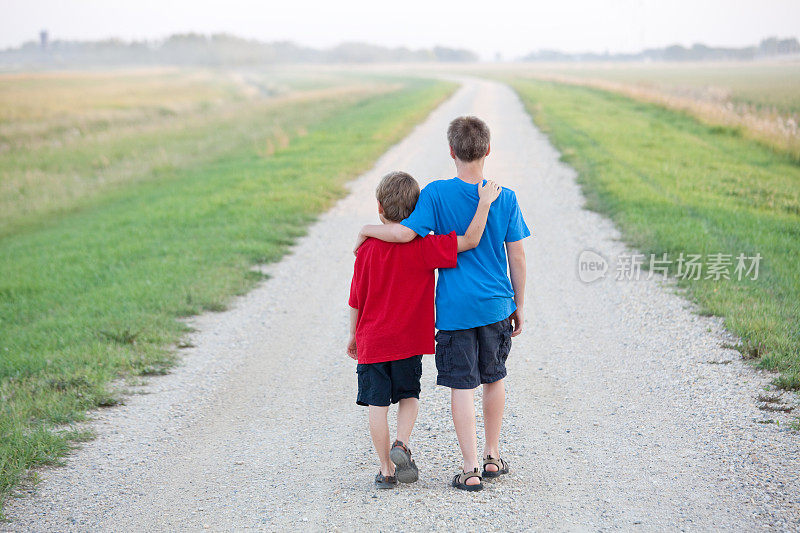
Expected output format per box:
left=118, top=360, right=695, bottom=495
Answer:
left=577, top=250, right=608, bottom=283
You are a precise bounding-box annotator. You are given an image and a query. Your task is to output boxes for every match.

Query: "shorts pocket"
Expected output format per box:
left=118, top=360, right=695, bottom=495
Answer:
left=434, top=332, right=452, bottom=374
left=497, top=328, right=512, bottom=366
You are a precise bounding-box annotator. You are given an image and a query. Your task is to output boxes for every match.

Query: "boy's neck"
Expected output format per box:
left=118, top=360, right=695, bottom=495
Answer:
left=455, top=159, right=485, bottom=184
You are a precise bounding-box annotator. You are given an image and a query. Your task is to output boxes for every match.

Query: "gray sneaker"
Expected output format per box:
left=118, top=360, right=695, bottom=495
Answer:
left=390, top=440, right=419, bottom=483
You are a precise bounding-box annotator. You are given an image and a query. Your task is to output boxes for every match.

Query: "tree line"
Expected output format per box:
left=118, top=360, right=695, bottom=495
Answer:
left=523, top=37, right=800, bottom=62
left=0, top=33, right=478, bottom=67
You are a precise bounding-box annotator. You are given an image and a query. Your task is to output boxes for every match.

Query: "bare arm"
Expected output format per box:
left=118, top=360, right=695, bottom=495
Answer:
left=354, top=180, right=501, bottom=254
left=456, top=180, right=502, bottom=252
left=506, top=240, right=526, bottom=337
left=360, top=222, right=417, bottom=242
left=354, top=223, right=416, bottom=255
left=346, top=307, right=358, bottom=360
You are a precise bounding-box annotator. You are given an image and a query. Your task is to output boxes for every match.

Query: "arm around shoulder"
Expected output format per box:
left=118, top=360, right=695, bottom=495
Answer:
left=361, top=223, right=417, bottom=243
left=354, top=223, right=416, bottom=255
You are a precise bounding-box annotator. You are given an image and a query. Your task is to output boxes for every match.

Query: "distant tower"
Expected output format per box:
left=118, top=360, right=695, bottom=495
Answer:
left=40, top=30, right=48, bottom=51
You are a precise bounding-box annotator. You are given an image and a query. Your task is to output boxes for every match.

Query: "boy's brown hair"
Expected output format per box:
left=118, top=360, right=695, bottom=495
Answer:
left=447, top=116, right=490, bottom=162
left=376, top=171, right=420, bottom=222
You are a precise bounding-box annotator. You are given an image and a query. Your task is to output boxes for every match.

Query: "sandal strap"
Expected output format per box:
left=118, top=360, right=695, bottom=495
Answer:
left=392, top=440, right=411, bottom=455
left=483, top=455, right=507, bottom=469
left=454, top=468, right=482, bottom=484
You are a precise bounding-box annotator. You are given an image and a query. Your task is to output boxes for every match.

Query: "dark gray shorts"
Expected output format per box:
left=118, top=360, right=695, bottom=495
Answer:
left=356, top=355, right=423, bottom=407
left=435, top=317, right=513, bottom=389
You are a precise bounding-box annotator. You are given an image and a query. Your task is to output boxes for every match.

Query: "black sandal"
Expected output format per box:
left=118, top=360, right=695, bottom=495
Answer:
left=482, top=455, right=509, bottom=479
left=452, top=468, right=483, bottom=491
left=374, top=472, right=398, bottom=489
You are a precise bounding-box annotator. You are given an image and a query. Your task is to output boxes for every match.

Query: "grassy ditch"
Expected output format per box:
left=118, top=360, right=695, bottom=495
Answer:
left=0, top=71, right=455, bottom=513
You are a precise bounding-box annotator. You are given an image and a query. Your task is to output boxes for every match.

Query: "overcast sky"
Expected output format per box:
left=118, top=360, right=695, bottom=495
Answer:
left=2, top=0, right=798, bottom=60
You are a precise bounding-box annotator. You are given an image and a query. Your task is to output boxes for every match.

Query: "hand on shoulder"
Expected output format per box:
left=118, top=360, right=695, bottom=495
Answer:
left=478, top=180, right=502, bottom=205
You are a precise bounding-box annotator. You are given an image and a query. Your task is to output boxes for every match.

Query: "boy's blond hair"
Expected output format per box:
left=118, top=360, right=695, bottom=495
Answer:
left=447, top=116, right=490, bottom=162
left=376, top=171, right=420, bottom=222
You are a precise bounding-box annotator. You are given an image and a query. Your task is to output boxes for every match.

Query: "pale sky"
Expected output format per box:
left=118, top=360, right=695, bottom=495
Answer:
left=2, top=0, right=798, bottom=60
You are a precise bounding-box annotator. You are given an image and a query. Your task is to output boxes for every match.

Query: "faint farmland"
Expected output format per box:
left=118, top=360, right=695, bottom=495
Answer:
left=0, top=67, right=395, bottom=236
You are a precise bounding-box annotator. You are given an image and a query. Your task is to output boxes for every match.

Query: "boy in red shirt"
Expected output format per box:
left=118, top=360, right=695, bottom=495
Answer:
left=347, top=170, right=500, bottom=489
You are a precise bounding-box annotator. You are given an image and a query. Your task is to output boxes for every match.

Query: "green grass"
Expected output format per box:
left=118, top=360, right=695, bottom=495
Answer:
left=490, top=63, right=800, bottom=162
left=0, top=68, right=395, bottom=235
left=0, top=75, right=455, bottom=515
left=510, top=79, right=800, bottom=392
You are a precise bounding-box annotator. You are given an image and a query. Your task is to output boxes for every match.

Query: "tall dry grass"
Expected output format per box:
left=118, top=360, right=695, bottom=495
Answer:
left=518, top=72, right=800, bottom=162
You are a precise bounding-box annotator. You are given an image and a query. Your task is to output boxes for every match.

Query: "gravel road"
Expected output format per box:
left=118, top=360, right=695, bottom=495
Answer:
left=3, top=78, right=799, bottom=532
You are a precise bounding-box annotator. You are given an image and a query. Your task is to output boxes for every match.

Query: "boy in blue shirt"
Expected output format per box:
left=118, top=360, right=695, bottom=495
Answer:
left=356, top=116, right=530, bottom=491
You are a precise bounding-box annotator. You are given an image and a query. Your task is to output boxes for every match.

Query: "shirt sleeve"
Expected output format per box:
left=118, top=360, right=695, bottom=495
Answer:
left=419, top=231, right=458, bottom=270
left=401, top=185, right=436, bottom=237
left=505, top=190, right=531, bottom=243
left=348, top=256, right=361, bottom=308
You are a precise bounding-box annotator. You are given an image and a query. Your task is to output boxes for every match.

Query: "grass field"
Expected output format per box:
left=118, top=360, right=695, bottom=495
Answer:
left=0, top=68, right=455, bottom=514
left=0, top=68, right=397, bottom=236
left=503, top=62, right=800, bottom=161
left=510, top=78, right=800, bottom=396
left=511, top=62, right=800, bottom=114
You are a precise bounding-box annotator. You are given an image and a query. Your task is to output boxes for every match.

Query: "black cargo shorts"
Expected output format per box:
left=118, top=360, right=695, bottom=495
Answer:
left=356, top=355, right=423, bottom=407
left=434, top=317, right=513, bottom=389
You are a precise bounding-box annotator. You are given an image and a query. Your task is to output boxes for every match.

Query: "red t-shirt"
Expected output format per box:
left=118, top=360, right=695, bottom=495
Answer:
left=349, top=232, right=458, bottom=364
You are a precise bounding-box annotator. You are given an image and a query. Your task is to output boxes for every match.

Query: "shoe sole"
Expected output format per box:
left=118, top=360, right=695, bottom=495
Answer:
left=452, top=481, right=483, bottom=491
left=390, top=447, right=419, bottom=483
left=482, top=468, right=509, bottom=479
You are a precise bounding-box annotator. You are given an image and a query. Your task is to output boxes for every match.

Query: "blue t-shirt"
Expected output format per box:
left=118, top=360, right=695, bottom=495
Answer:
left=401, top=177, right=530, bottom=330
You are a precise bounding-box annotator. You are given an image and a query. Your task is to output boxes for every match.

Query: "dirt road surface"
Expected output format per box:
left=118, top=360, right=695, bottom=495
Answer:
left=4, top=78, right=799, bottom=532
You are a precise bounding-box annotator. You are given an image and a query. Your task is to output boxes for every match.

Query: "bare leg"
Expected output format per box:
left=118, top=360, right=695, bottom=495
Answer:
left=482, top=378, right=505, bottom=472
left=396, top=397, right=419, bottom=445
left=451, top=387, right=480, bottom=485
left=368, top=406, right=394, bottom=477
